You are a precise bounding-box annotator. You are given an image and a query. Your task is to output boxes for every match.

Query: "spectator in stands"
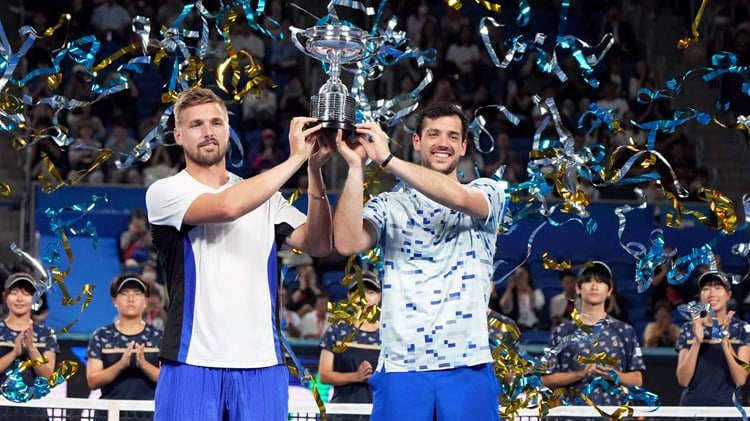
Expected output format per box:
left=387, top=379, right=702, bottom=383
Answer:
left=596, top=80, right=630, bottom=118
left=334, top=103, right=505, bottom=420
left=283, top=251, right=322, bottom=313
left=549, top=269, right=578, bottom=328
left=87, top=273, right=161, bottom=421
left=606, top=279, right=629, bottom=323
left=144, top=285, right=167, bottom=332
left=242, top=80, right=277, bottom=131
left=405, top=1, right=430, bottom=46
left=499, top=264, right=546, bottom=330
left=0, top=273, right=58, bottom=421
left=105, top=123, right=141, bottom=183
left=599, top=4, right=638, bottom=59
left=455, top=141, right=484, bottom=184
left=542, top=261, right=645, bottom=406
left=676, top=271, right=750, bottom=406
left=318, top=271, right=381, bottom=420
left=119, top=209, right=152, bottom=264
left=89, top=0, right=132, bottom=41
left=445, top=24, right=481, bottom=77
left=145, top=87, right=333, bottom=420
left=301, top=293, right=331, bottom=340
left=280, top=288, right=302, bottom=338
left=68, top=118, right=105, bottom=183
left=231, top=16, right=266, bottom=62
left=643, top=300, right=680, bottom=347
left=248, top=128, right=287, bottom=175
left=142, top=145, right=179, bottom=187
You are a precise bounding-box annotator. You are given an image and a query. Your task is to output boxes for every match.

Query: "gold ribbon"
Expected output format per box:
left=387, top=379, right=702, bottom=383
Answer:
left=541, top=252, right=571, bottom=270
left=664, top=187, right=738, bottom=234
left=677, top=0, right=709, bottom=49
left=445, top=0, right=502, bottom=12
left=38, top=149, right=112, bottom=193
left=576, top=352, right=620, bottom=366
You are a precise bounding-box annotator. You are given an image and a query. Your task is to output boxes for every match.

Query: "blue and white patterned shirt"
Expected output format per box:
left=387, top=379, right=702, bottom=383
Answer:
left=363, top=178, right=505, bottom=372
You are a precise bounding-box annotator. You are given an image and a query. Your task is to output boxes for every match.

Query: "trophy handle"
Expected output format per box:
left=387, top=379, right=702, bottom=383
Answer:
left=288, top=26, right=313, bottom=60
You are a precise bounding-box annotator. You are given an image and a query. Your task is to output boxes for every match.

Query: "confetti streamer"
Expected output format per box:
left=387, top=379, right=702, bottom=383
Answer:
left=677, top=0, right=710, bottom=49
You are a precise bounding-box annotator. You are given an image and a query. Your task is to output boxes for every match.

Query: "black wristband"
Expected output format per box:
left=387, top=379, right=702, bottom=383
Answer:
left=379, top=153, right=394, bottom=169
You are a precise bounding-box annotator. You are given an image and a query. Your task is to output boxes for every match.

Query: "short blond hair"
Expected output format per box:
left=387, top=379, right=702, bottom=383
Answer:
left=173, top=87, right=227, bottom=126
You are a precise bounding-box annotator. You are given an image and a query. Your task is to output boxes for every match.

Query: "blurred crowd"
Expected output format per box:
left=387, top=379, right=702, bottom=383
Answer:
left=13, top=0, right=749, bottom=201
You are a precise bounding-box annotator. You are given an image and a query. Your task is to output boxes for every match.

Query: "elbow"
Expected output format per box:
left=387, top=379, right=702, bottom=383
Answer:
left=218, top=199, right=244, bottom=221
left=318, top=371, right=332, bottom=385
left=309, top=241, right=333, bottom=258
left=675, top=372, right=690, bottom=388
left=334, top=236, right=363, bottom=257
left=334, top=243, right=357, bottom=257
left=86, top=377, right=99, bottom=390
left=630, top=371, right=643, bottom=387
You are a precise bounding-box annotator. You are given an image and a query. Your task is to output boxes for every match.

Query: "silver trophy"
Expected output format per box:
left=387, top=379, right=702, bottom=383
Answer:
left=291, top=25, right=368, bottom=134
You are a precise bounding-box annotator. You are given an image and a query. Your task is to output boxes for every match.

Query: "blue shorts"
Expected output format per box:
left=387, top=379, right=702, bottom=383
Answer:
left=370, top=363, right=500, bottom=421
left=154, top=361, right=288, bottom=421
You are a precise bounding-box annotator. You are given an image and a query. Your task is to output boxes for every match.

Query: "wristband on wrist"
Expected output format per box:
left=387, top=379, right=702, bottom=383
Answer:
left=379, top=153, right=394, bottom=169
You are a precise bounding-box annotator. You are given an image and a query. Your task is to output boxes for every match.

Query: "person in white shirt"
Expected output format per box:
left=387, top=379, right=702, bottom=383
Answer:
left=146, top=87, right=333, bottom=420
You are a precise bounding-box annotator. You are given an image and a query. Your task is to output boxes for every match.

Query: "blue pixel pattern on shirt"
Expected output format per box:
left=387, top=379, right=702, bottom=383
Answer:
left=363, top=178, right=505, bottom=372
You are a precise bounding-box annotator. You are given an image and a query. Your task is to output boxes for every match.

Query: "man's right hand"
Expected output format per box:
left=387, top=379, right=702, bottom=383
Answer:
left=336, top=132, right=368, bottom=168
left=288, top=117, right=323, bottom=161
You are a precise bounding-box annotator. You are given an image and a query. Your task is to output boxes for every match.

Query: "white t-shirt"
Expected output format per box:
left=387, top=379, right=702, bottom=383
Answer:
left=146, top=170, right=306, bottom=368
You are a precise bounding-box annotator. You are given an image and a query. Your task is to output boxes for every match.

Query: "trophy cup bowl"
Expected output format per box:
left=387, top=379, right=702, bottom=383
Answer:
left=293, top=25, right=368, bottom=137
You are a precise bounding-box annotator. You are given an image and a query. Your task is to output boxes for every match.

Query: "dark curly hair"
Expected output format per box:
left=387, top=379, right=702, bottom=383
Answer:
left=414, top=102, right=468, bottom=140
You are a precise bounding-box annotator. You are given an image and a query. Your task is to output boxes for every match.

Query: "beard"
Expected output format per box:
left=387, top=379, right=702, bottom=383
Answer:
left=184, top=141, right=227, bottom=166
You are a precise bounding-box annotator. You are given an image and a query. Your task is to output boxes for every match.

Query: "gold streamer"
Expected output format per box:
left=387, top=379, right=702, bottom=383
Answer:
left=541, top=252, right=571, bottom=270
left=663, top=187, right=738, bottom=234
left=714, top=116, right=750, bottom=147
left=213, top=9, right=275, bottom=101
left=17, top=355, right=49, bottom=372
left=576, top=352, right=619, bottom=366
left=0, top=180, right=10, bottom=196
left=287, top=188, right=302, bottom=205
left=42, top=14, right=71, bottom=38
left=444, top=0, right=502, bottom=12
left=56, top=319, right=79, bottom=334
left=38, top=149, right=112, bottom=193
left=326, top=256, right=381, bottom=353
left=570, top=307, right=593, bottom=335
left=677, top=0, right=709, bottom=49
left=47, top=360, right=79, bottom=385
left=286, top=365, right=327, bottom=421
left=48, top=230, right=96, bottom=317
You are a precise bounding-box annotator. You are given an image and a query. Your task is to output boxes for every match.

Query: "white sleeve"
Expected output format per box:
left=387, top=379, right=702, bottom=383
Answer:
left=146, top=174, right=204, bottom=230
left=272, top=192, right=306, bottom=229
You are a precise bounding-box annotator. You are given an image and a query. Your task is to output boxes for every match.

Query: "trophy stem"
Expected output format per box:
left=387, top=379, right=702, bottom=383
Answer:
left=327, top=51, right=341, bottom=82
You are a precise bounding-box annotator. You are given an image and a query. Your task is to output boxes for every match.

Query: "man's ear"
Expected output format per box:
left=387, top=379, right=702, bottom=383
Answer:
left=173, top=128, right=182, bottom=146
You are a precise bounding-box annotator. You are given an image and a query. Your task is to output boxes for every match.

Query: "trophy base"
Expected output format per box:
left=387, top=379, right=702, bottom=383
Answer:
left=319, top=120, right=358, bottom=142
